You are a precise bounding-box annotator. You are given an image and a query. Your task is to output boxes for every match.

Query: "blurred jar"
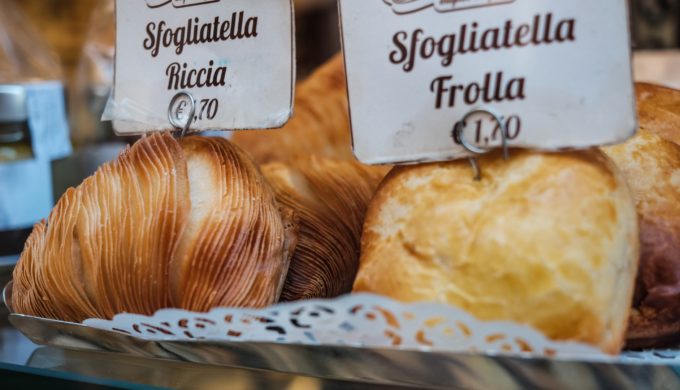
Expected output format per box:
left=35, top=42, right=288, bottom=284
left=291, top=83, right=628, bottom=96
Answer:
left=70, top=0, right=116, bottom=145
left=0, top=86, right=32, bottom=163
left=630, top=0, right=680, bottom=49
left=0, top=1, right=71, bottom=259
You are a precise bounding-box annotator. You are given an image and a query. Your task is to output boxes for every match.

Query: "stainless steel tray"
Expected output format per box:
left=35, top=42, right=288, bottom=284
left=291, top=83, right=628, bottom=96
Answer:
left=4, top=281, right=680, bottom=389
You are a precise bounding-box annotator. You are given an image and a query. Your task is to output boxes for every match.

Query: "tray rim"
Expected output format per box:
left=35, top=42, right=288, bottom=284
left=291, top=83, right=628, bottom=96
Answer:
left=4, top=280, right=680, bottom=368
left=2, top=280, right=12, bottom=312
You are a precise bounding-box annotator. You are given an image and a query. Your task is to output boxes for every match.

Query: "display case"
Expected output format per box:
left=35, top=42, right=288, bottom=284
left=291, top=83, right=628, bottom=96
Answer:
left=2, top=1, right=680, bottom=389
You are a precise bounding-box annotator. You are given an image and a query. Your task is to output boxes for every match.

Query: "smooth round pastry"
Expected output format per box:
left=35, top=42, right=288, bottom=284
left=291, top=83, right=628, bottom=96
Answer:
left=354, top=149, right=639, bottom=354
left=603, top=129, right=680, bottom=348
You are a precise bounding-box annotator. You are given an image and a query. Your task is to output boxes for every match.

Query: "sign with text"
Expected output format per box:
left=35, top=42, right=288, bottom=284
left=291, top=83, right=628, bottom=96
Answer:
left=339, top=0, right=637, bottom=164
left=112, top=0, right=294, bottom=134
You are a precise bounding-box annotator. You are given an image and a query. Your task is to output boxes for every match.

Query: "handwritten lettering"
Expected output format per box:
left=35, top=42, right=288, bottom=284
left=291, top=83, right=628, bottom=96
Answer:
left=430, top=72, right=526, bottom=109
left=144, top=11, right=258, bottom=58
left=390, top=13, right=575, bottom=73
left=166, top=60, right=227, bottom=90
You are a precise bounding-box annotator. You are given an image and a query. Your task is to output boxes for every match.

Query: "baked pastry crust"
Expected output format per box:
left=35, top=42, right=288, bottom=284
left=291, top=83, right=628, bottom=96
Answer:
left=262, top=157, right=386, bottom=301
left=355, top=149, right=639, bottom=354
left=635, top=83, right=680, bottom=146
left=604, top=130, right=680, bottom=348
left=12, top=134, right=297, bottom=321
left=172, top=136, right=298, bottom=312
left=599, top=83, right=680, bottom=348
left=232, top=53, right=354, bottom=163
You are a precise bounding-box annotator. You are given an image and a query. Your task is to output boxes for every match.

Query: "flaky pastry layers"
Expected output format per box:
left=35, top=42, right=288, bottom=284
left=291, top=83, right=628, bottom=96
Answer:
left=232, top=53, right=354, bottom=163
left=354, top=149, right=639, bottom=354
left=261, top=158, right=386, bottom=301
left=12, top=134, right=297, bottom=322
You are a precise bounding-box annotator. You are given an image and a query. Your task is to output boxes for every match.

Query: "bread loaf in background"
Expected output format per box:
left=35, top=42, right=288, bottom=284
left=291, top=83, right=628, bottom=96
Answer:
left=262, top=157, right=387, bottom=301
left=12, top=134, right=298, bottom=322
left=635, top=83, right=680, bottom=146
left=601, top=83, right=680, bottom=348
left=232, top=53, right=354, bottom=163
left=603, top=130, right=680, bottom=348
left=354, top=149, right=639, bottom=354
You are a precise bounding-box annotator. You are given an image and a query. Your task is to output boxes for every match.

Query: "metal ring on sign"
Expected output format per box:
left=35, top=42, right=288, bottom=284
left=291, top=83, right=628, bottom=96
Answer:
left=168, top=91, right=196, bottom=138
left=453, top=107, right=511, bottom=180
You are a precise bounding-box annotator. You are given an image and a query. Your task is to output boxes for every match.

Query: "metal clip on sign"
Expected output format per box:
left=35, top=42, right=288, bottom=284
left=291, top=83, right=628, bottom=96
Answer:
left=168, top=91, right=196, bottom=138
left=453, top=107, right=510, bottom=181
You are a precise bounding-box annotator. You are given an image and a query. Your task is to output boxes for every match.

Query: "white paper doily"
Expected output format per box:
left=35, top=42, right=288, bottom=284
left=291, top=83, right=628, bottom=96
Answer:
left=83, top=294, right=604, bottom=359
left=621, top=350, right=680, bottom=363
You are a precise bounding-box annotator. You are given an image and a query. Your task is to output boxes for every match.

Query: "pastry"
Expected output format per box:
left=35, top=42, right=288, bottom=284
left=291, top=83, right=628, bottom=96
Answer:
left=232, top=53, right=354, bottom=163
left=635, top=83, right=680, bottom=145
left=354, top=149, right=639, bottom=354
left=12, top=134, right=298, bottom=321
left=170, top=136, right=298, bottom=312
left=601, top=83, right=680, bottom=348
left=262, top=157, right=386, bottom=301
left=603, top=130, right=680, bottom=348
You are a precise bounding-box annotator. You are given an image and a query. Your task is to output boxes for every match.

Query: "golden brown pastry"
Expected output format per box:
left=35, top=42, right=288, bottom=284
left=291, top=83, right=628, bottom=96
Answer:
left=354, top=149, right=639, bottom=354
left=261, top=158, right=386, bottom=301
left=635, top=83, right=680, bottom=145
left=603, top=131, right=680, bottom=348
left=597, top=82, right=680, bottom=348
left=232, top=53, right=354, bottom=163
left=603, top=133, right=680, bottom=349
left=12, top=134, right=298, bottom=322
left=171, top=136, right=298, bottom=312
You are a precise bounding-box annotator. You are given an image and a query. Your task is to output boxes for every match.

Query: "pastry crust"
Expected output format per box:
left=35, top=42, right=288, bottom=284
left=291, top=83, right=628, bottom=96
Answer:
left=355, top=149, right=639, bottom=354
left=603, top=134, right=680, bottom=348
left=173, top=136, right=298, bottom=311
left=232, top=53, right=354, bottom=163
left=262, top=157, right=386, bottom=301
left=635, top=83, right=680, bottom=145
left=12, top=134, right=298, bottom=321
left=598, top=83, right=680, bottom=348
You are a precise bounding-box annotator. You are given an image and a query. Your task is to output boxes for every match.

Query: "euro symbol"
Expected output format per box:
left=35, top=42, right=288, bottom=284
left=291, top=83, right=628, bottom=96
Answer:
left=174, top=100, right=188, bottom=120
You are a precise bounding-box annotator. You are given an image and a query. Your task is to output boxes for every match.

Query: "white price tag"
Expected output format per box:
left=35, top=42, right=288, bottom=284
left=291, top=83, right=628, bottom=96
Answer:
left=112, top=0, right=295, bottom=135
left=339, top=0, right=637, bottom=165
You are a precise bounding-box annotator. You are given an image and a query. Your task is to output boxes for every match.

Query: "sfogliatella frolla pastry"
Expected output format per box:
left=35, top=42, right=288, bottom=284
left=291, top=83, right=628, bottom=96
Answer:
left=354, top=149, right=639, bottom=354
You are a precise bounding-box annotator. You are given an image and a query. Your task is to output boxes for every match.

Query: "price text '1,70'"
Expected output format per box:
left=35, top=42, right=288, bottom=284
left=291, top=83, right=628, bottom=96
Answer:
left=193, top=98, right=219, bottom=123
left=452, top=114, right=521, bottom=147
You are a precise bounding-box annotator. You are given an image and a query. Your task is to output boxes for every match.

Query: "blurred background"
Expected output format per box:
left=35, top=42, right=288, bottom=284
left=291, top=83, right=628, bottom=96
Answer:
left=0, top=0, right=679, bottom=265
left=7, top=0, right=680, bottom=145
left=0, top=2, right=678, bottom=384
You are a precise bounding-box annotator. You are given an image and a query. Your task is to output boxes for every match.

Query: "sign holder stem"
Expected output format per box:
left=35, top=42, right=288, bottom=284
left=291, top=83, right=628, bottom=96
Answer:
left=168, top=91, right=196, bottom=138
left=453, top=107, right=510, bottom=181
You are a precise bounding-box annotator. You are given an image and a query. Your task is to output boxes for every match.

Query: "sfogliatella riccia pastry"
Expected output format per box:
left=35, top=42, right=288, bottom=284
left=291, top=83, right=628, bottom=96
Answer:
left=12, top=134, right=298, bottom=322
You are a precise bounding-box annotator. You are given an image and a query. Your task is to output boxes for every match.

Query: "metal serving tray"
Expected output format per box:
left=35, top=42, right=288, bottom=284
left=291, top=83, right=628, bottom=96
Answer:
left=4, top=281, right=680, bottom=389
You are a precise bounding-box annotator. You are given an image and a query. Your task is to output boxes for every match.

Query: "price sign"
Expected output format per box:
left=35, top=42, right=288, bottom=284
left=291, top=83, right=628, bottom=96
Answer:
left=339, top=0, right=637, bottom=164
left=111, top=0, right=295, bottom=134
